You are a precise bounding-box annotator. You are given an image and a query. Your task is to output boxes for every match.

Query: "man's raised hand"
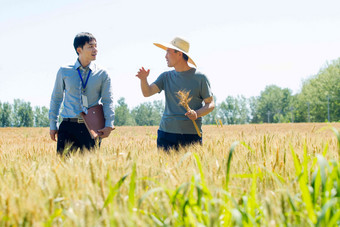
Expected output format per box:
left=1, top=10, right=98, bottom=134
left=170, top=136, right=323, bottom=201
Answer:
left=136, top=67, right=150, bottom=80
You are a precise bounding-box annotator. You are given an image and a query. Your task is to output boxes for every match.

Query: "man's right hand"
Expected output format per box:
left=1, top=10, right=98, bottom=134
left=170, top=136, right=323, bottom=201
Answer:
left=136, top=67, right=150, bottom=80
left=135, top=67, right=160, bottom=97
left=50, top=130, right=58, bottom=141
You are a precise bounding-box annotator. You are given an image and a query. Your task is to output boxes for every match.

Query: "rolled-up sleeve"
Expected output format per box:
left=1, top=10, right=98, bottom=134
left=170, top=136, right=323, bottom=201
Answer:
left=200, top=74, right=213, bottom=100
left=49, top=68, right=64, bottom=130
left=101, top=71, right=115, bottom=127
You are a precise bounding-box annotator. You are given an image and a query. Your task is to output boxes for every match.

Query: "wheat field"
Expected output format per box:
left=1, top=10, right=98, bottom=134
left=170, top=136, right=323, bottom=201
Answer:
left=0, top=123, right=339, bottom=226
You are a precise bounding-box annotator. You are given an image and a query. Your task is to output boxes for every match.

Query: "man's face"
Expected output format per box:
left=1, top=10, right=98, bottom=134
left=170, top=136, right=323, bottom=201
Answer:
left=77, top=39, right=98, bottom=62
left=165, top=48, right=182, bottom=67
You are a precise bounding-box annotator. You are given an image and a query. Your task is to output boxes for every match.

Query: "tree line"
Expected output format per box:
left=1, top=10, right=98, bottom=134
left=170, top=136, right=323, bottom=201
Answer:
left=0, top=98, right=164, bottom=127
left=1, top=57, right=340, bottom=127
left=0, top=99, right=49, bottom=127
left=205, top=58, right=340, bottom=124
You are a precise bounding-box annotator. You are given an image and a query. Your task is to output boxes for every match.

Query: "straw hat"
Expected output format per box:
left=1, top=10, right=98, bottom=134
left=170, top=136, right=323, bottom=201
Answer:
left=154, top=37, right=197, bottom=67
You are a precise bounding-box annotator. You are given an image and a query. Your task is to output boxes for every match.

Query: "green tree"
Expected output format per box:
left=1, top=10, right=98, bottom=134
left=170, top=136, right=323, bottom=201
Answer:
left=0, top=102, right=12, bottom=127
left=132, top=102, right=162, bottom=126
left=295, top=58, right=340, bottom=122
left=249, top=96, right=259, bottom=123
left=251, top=85, right=294, bottom=123
left=237, top=95, right=250, bottom=124
left=12, top=99, right=21, bottom=126
left=12, top=99, right=34, bottom=127
left=34, top=106, right=49, bottom=127
left=219, top=96, right=238, bottom=124
left=218, top=95, right=250, bottom=125
left=114, top=97, right=136, bottom=126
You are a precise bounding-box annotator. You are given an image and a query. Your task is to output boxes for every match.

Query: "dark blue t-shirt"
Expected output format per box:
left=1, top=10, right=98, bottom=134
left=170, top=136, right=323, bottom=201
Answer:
left=153, top=68, right=213, bottom=134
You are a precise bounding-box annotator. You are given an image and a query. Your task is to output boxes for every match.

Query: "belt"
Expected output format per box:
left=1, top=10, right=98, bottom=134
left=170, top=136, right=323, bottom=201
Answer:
left=63, top=118, right=85, bottom=123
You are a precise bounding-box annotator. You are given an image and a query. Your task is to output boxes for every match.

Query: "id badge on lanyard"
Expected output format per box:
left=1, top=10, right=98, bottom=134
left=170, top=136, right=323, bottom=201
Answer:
left=82, top=94, right=88, bottom=108
left=77, top=68, right=91, bottom=108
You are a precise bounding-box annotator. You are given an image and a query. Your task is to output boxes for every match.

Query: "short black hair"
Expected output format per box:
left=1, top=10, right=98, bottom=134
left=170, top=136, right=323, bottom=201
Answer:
left=73, top=32, right=96, bottom=55
left=174, top=50, right=189, bottom=62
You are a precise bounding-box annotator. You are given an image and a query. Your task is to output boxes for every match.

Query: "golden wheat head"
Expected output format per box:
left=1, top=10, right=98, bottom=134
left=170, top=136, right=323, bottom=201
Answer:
left=175, top=89, right=201, bottom=137
left=176, top=90, right=192, bottom=110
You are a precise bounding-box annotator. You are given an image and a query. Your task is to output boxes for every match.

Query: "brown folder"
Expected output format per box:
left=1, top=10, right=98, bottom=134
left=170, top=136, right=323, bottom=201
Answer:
left=81, top=105, right=105, bottom=139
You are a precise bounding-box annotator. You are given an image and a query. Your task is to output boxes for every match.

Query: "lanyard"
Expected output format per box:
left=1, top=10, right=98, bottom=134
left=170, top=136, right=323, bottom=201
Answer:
left=77, top=68, right=91, bottom=90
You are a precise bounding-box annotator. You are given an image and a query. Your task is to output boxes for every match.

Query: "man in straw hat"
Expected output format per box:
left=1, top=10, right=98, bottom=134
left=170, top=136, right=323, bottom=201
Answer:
left=136, top=37, right=215, bottom=151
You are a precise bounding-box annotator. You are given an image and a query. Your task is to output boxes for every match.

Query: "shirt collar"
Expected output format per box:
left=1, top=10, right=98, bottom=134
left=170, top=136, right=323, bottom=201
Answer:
left=176, top=67, right=196, bottom=75
left=74, top=59, right=95, bottom=71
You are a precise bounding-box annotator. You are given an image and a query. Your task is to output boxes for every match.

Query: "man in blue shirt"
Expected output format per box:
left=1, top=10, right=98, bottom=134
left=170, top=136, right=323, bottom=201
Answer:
left=136, top=37, right=215, bottom=151
left=49, top=32, right=115, bottom=154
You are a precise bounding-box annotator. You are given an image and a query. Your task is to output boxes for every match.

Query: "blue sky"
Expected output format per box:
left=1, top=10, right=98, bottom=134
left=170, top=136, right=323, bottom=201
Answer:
left=1, top=0, right=340, bottom=108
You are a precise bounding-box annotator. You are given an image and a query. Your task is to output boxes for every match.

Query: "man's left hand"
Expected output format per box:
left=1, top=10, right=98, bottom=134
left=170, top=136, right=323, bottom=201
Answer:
left=98, top=126, right=115, bottom=138
left=185, top=110, right=198, bottom=120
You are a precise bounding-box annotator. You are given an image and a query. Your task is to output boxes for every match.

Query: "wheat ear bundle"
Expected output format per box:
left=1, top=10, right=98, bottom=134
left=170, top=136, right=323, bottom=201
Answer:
left=176, top=90, right=202, bottom=137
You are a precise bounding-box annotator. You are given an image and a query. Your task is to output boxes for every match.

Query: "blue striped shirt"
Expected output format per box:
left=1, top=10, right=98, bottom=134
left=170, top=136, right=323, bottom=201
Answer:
left=49, top=60, right=114, bottom=130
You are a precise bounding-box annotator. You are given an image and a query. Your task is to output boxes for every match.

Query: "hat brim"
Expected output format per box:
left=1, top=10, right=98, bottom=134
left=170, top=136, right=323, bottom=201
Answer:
left=153, top=42, right=197, bottom=67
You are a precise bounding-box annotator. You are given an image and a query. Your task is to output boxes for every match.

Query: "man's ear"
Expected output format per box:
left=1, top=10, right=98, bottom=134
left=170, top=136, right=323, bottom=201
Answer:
left=76, top=47, right=82, bottom=55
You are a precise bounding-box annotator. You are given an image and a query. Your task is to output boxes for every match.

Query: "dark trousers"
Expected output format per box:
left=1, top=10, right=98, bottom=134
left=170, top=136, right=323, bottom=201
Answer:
left=57, top=121, right=100, bottom=155
left=157, top=130, right=202, bottom=151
